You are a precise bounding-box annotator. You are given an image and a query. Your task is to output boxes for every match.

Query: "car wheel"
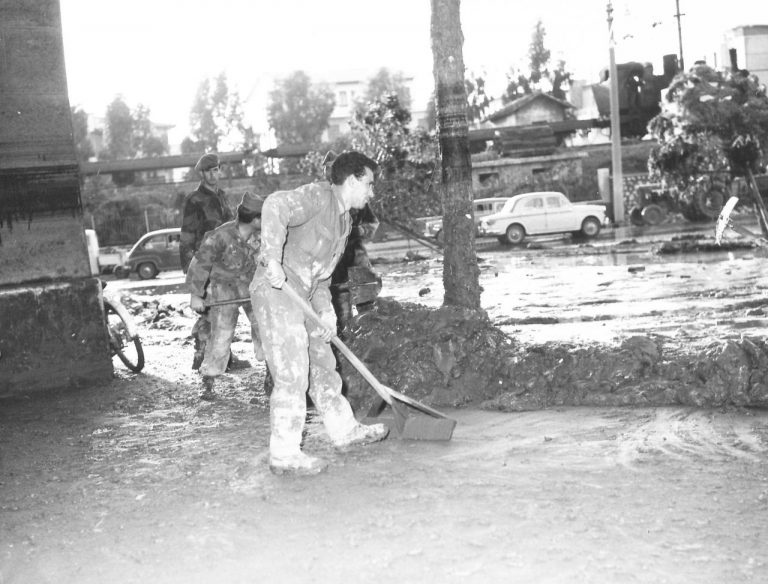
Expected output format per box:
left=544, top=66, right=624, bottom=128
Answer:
left=629, top=207, right=645, bottom=226
left=137, top=262, right=158, bottom=280
left=580, top=217, right=601, bottom=238
left=641, top=204, right=666, bottom=226
left=434, top=229, right=444, bottom=245
left=504, top=224, right=525, bottom=245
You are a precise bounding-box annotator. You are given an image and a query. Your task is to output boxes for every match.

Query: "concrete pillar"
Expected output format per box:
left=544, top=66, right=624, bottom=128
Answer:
left=0, top=0, right=113, bottom=396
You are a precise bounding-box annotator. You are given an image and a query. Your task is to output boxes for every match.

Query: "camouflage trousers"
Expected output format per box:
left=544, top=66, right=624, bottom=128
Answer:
left=199, top=302, right=262, bottom=378
left=191, top=313, right=211, bottom=367
left=250, top=273, right=358, bottom=458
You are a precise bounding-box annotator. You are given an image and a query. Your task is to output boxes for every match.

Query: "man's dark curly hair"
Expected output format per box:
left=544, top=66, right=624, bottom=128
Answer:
left=329, top=151, right=378, bottom=186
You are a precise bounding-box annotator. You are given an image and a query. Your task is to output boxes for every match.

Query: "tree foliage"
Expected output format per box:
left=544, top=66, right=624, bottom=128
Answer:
left=302, top=94, right=438, bottom=224
left=363, top=68, right=412, bottom=110
left=267, top=71, right=335, bottom=146
left=503, top=20, right=572, bottom=103
left=103, top=96, right=135, bottom=161
left=132, top=104, right=168, bottom=158
left=465, top=72, right=492, bottom=122
left=189, top=72, right=254, bottom=152
left=70, top=106, right=94, bottom=163
left=648, top=64, right=768, bottom=225
left=649, top=64, right=768, bottom=184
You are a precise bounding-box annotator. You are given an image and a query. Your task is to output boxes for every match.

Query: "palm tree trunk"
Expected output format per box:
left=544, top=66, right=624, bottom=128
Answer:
left=430, top=0, right=482, bottom=310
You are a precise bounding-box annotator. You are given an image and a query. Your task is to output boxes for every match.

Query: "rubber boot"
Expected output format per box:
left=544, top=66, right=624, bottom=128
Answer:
left=332, top=423, right=389, bottom=449
left=334, top=291, right=354, bottom=340
left=200, top=376, right=216, bottom=401
left=269, top=451, right=329, bottom=476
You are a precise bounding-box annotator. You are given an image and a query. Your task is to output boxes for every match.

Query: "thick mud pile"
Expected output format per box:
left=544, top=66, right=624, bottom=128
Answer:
left=339, top=298, right=768, bottom=413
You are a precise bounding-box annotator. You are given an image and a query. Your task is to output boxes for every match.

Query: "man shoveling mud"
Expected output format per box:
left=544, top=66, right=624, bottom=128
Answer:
left=249, top=151, right=389, bottom=476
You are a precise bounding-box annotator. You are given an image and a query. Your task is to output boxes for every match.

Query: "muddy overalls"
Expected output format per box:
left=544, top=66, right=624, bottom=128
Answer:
left=186, top=220, right=261, bottom=378
left=250, top=182, right=359, bottom=458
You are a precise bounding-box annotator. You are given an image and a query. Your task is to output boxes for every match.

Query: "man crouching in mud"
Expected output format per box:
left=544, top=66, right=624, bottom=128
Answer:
left=249, top=151, right=389, bottom=476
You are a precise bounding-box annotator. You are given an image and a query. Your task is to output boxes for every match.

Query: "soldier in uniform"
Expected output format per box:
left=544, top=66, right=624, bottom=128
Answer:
left=180, top=153, right=249, bottom=371
left=323, top=151, right=383, bottom=339
left=250, top=151, right=389, bottom=476
left=186, top=192, right=265, bottom=401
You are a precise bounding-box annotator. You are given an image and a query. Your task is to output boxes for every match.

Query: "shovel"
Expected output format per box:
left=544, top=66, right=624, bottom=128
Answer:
left=281, top=282, right=456, bottom=441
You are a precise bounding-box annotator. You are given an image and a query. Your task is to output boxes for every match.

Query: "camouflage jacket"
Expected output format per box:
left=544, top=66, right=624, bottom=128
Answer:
left=257, top=181, right=350, bottom=312
left=186, top=220, right=260, bottom=301
left=179, top=182, right=234, bottom=273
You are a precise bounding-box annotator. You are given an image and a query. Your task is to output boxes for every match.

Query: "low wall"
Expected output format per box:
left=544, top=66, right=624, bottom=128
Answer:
left=0, top=277, right=113, bottom=397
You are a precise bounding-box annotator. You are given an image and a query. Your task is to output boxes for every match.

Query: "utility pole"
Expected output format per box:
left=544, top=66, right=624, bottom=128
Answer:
left=607, top=1, right=624, bottom=224
left=674, top=0, right=685, bottom=71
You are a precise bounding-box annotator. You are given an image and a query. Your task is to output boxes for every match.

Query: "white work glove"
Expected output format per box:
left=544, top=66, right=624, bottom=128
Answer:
left=312, top=310, right=337, bottom=343
left=190, top=294, right=206, bottom=313
left=265, top=259, right=286, bottom=289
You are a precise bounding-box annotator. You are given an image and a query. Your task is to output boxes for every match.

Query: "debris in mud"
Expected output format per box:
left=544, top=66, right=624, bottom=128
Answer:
left=339, top=299, right=768, bottom=413
left=655, top=239, right=756, bottom=254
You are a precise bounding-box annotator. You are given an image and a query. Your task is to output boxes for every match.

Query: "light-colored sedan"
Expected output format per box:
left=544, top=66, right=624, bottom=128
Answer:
left=478, top=191, right=608, bottom=245
left=415, top=197, right=511, bottom=242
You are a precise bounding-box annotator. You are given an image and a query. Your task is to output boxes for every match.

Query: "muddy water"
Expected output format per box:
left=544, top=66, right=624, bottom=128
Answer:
left=376, top=245, right=768, bottom=349
left=2, top=232, right=768, bottom=583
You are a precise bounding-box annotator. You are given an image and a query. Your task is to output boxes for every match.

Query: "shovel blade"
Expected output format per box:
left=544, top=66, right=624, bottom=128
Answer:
left=364, top=398, right=456, bottom=441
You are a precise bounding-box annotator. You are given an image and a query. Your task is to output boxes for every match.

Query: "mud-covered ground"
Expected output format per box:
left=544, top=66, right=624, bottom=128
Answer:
left=2, top=227, right=768, bottom=583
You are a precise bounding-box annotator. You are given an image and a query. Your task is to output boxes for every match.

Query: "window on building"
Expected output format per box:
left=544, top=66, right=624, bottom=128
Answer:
left=478, top=172, right=500, bottom=187
left=339, top=91, right=348, bottom=107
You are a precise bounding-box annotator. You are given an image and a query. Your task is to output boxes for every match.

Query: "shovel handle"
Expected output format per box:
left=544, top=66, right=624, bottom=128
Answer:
left=281, top=282, right=394, bottom=406
left=205, top=298, right=251, bottom=308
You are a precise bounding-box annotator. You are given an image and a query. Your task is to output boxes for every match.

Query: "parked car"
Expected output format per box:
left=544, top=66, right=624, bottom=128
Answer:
left=415, top=197, right=512, bottom=243
left=478, top=191, right=608, bottom=245
left=125, top=228, right=182, bottom=279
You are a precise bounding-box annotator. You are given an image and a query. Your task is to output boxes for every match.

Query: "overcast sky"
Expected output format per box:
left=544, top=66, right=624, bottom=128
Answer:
left=59, top=0, right=768, bottom=142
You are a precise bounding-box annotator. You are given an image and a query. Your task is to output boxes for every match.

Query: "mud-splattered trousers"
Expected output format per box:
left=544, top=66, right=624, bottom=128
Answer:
left=180, top=182, right=234, bottom=359
left=186, top=220, right=261, bottom=377
left=250, top=182, right=359, bottom=457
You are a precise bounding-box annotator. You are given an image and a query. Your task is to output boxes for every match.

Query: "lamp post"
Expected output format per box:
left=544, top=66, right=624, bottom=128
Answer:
left=607, top=1, right=624, bottom=224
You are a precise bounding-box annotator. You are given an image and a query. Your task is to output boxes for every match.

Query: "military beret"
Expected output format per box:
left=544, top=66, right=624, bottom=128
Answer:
left=194, top=153, right=220, bottom=172
left=239, top=191, right=265, bottom=213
